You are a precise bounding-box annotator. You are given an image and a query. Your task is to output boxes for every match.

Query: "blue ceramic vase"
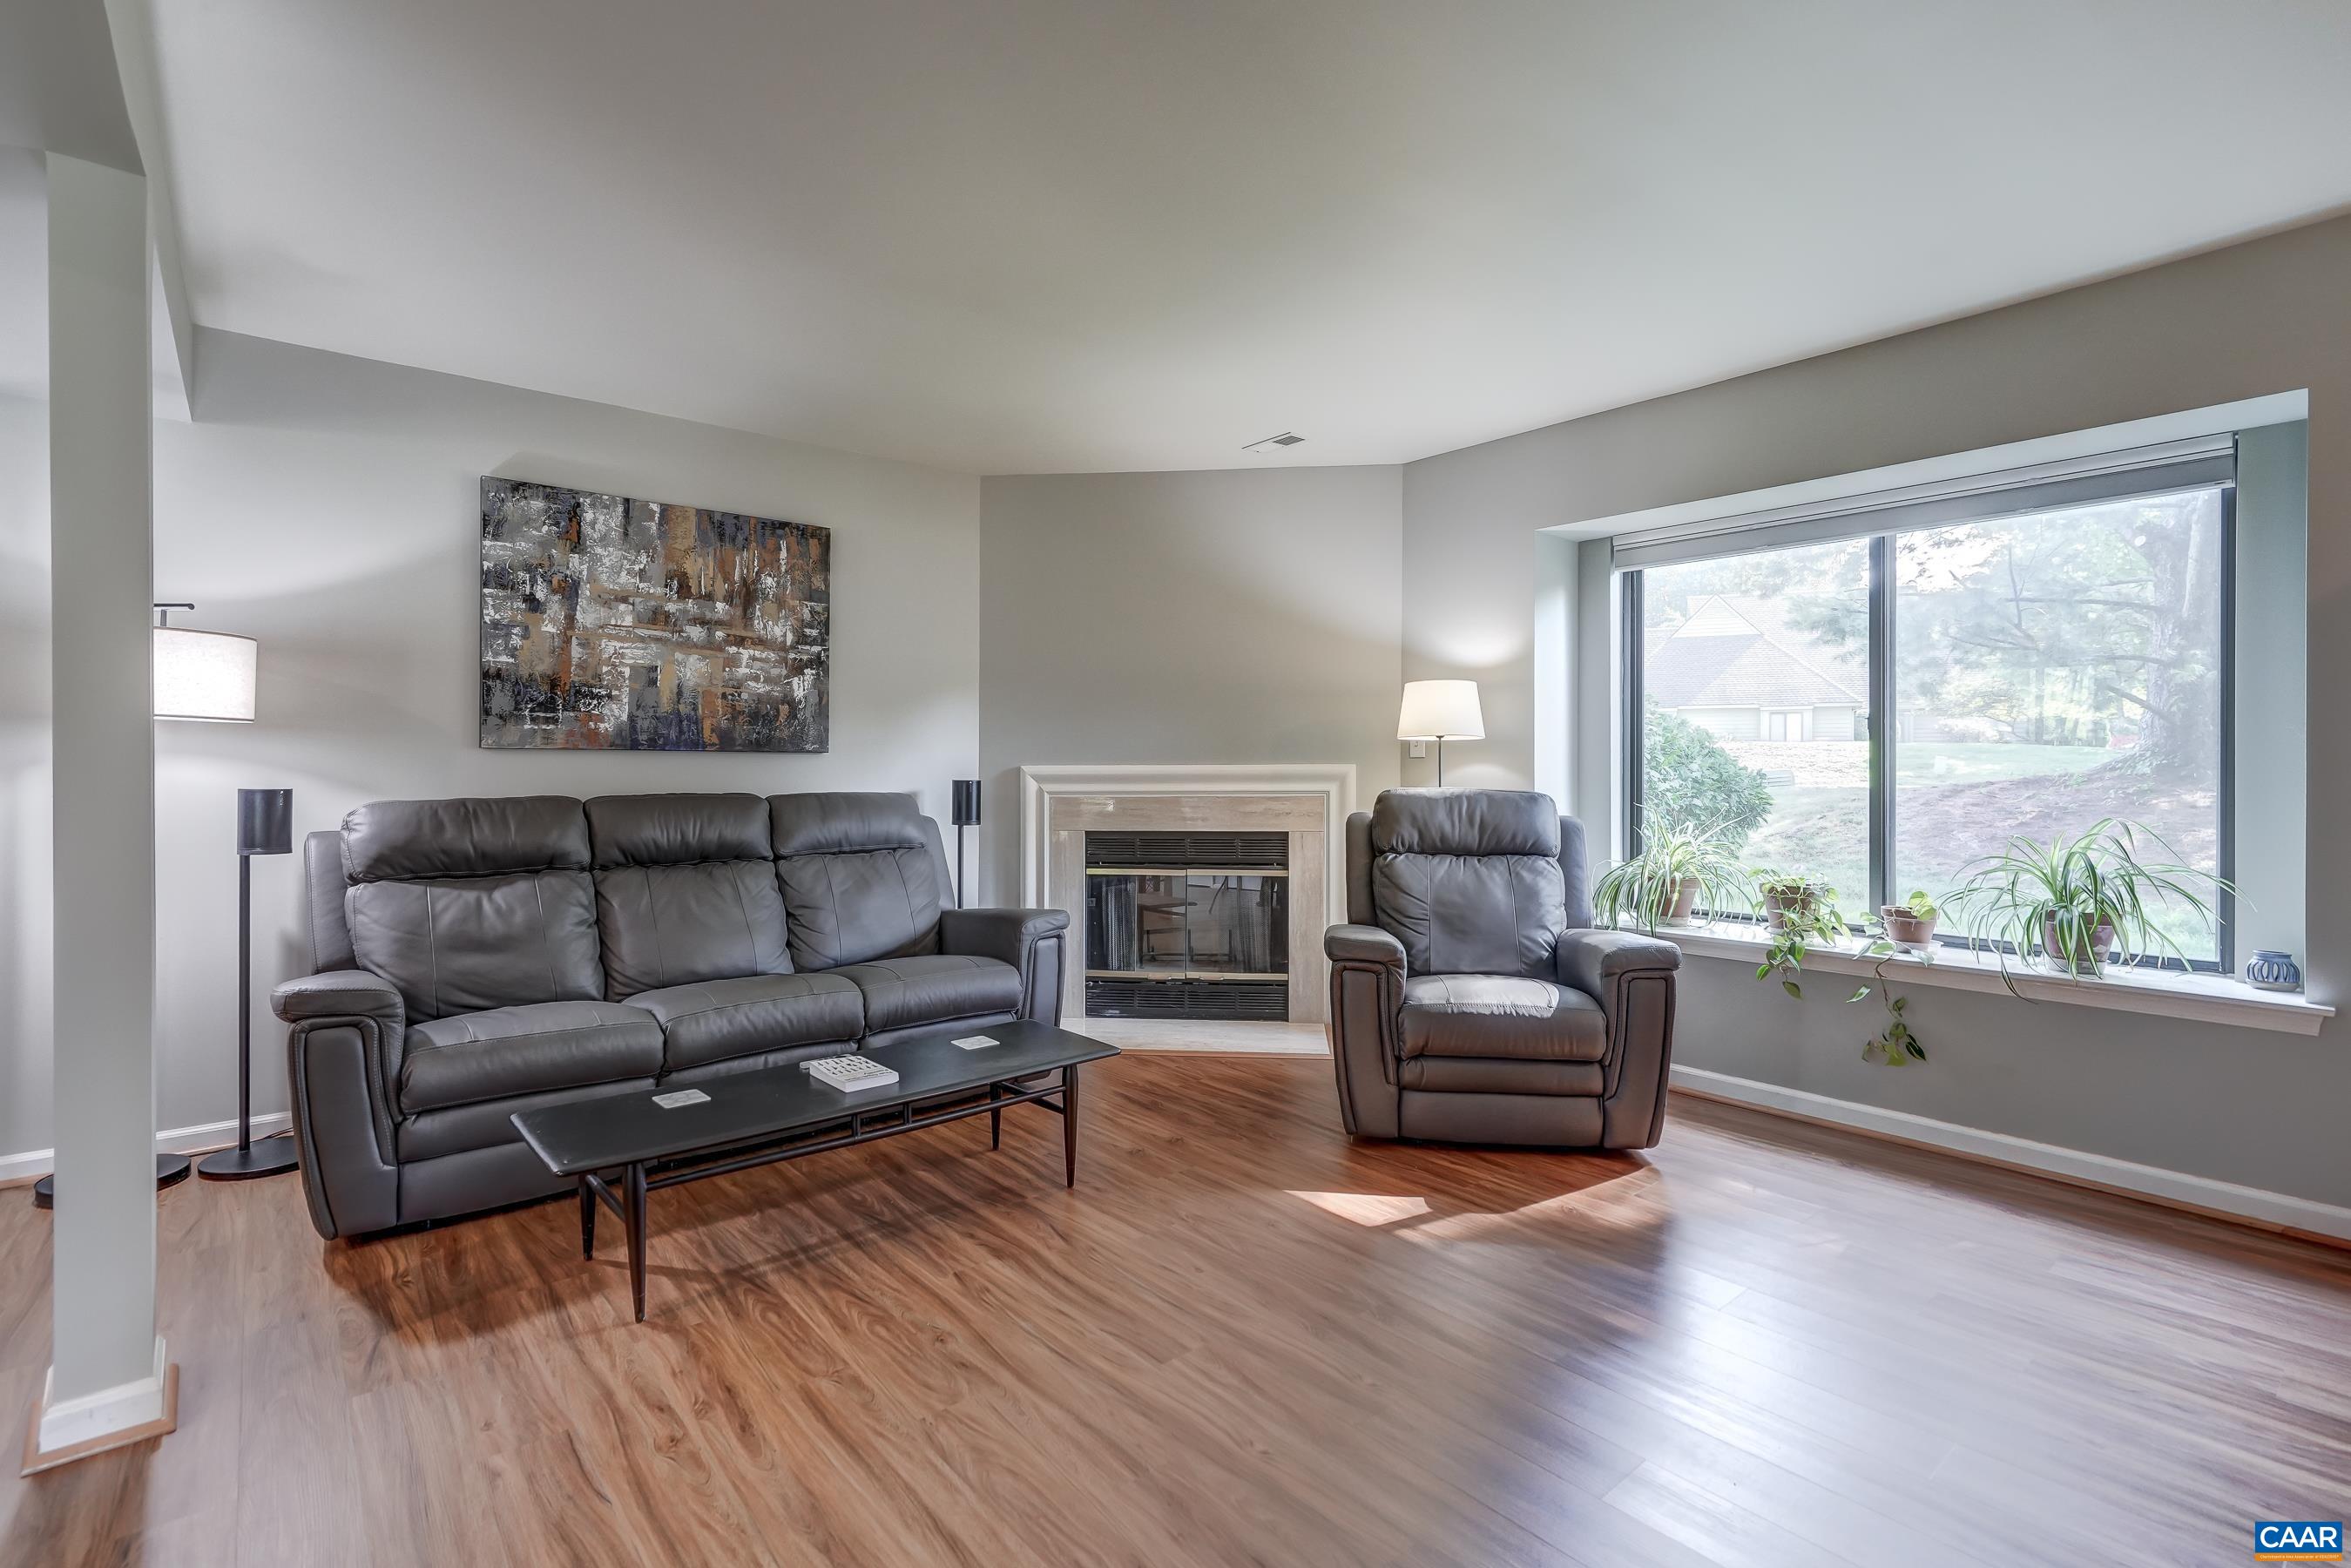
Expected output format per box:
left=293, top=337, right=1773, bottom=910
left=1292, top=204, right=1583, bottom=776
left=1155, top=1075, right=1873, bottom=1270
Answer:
left=2244, top=950, right=2302, bottom=992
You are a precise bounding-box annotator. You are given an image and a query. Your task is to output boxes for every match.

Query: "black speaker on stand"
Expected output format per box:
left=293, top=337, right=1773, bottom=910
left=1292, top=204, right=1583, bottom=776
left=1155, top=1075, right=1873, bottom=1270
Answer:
left=198, top=788, right=301, bottom=1180
left=950, top=780, right=981, bottom=909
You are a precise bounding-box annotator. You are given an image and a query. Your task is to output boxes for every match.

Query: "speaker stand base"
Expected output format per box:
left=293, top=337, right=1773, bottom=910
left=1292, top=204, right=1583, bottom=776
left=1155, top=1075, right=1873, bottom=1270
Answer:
left=31, top=1153, right=193, bottom=1211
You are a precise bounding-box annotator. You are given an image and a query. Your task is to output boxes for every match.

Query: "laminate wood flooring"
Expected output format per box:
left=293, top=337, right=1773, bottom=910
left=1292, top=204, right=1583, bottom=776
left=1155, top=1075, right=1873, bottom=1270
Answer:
left=5, top=1053, right=2348, bottom=1566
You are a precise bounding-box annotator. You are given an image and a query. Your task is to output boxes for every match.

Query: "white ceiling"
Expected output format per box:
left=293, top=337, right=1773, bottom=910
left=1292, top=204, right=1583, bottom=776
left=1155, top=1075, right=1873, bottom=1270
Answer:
left=145, top=0, right=2351, bottom=474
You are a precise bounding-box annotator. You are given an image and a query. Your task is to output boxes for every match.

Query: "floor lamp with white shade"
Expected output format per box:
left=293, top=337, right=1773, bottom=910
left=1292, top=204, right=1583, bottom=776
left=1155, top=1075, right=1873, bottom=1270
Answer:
left=145, top=606, right=302, bottom=1182
left=1397, top=679, right=1484, bottom=785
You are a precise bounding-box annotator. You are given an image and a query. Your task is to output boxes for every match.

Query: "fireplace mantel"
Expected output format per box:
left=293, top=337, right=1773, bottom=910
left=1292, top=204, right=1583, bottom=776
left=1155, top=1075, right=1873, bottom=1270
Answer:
left=1017, top=763, right=1357, bottom=1026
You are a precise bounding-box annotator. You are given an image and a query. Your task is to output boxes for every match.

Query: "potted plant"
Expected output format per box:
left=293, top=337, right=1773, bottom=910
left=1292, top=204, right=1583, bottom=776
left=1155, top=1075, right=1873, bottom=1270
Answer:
left=1880, top=889, right=1939, bottom=950
left=1749, top=872, right=1851, bottom=998
left=1755, top=872, right=1833, bottom=935
left=1942, top=819, right=2233, bottom=983
left=1593, top=822, right=1749, bottom=932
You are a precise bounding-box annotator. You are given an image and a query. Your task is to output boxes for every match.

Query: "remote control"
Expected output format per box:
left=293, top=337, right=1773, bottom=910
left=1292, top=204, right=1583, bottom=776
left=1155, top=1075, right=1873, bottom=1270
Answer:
left=801, top=1054, right=900, bottom=1092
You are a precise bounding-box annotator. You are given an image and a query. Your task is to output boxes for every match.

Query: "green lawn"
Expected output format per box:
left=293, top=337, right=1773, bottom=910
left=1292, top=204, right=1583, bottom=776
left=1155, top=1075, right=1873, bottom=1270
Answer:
left=1686, top=740, right=2220, bottom=959
left=1893, top=741, right=2113, bottom=787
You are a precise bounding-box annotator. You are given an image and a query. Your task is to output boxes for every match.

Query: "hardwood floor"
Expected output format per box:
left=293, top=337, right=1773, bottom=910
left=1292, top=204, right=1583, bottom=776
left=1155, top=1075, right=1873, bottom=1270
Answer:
left=5, top=1053, right=2348, bottom=1566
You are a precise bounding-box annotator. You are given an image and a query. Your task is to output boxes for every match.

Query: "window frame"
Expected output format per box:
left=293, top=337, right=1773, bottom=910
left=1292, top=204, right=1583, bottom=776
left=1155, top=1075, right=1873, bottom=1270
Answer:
left=1621, top=471, right=2237, bottom=974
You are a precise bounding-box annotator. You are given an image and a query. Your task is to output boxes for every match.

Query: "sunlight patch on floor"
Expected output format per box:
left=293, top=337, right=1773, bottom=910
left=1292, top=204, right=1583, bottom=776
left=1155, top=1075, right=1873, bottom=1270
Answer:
left=1287, top=1190, right=1433, bottom=1227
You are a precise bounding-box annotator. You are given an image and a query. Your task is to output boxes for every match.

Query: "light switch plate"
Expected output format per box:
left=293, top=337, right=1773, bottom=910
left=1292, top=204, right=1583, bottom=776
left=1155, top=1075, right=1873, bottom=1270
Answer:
left=1409, top=739, right=1428, bottom=758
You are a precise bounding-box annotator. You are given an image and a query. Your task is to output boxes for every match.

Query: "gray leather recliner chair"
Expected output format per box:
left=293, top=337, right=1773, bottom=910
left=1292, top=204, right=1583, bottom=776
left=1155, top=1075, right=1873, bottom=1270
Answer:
left=1324, top=789, right=1681, bottom=1148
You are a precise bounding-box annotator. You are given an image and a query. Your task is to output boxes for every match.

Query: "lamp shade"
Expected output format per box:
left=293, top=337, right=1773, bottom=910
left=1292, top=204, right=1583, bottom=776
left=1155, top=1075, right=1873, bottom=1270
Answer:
left=1396, top=679, right=1484, bottom=740
left=154, top=626, right=258, bottom=722
left=951, top=779, right=982, bottom=827
left=237, top=788, right=294, bottom=856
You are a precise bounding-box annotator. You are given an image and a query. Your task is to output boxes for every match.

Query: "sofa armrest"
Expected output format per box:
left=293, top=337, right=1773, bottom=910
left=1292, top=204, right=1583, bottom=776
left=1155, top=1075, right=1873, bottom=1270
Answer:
left=273, top=968, right=405, bottom=1029
left=940, top=907, right=1072, bottom=1026
left=272, top=970, right=404, bottom=1240
left=1555, top=928, right=1679, bottom=1000
left=1325, top=923, right=1406, bottom=969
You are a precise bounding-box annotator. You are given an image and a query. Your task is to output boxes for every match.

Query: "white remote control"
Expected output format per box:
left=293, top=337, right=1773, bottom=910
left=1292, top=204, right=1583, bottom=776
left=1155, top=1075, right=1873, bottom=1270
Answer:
left=801, top=1054, right=900, bottom=1092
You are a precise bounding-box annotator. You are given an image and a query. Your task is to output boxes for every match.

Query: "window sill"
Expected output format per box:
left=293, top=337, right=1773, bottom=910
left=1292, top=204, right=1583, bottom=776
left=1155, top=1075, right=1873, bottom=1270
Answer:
left=1659, top=920, right=2333, bottom=1037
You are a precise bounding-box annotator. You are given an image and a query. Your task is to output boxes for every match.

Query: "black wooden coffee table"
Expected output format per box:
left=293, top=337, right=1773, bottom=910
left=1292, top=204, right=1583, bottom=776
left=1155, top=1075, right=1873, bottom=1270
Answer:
left=512, top=1021, right=1118, bottom=1321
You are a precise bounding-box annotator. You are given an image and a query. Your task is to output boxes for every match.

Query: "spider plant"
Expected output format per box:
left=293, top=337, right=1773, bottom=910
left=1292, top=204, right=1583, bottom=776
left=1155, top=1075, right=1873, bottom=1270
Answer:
left=1592, top=822, right=1750, bottom=932
left=1942, top=819, right=2232, bottom=983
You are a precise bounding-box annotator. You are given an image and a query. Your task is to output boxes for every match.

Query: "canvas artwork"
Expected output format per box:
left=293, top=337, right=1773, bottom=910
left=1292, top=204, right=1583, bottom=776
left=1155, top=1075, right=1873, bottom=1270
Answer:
left=480, top=477, right=830, bottom=751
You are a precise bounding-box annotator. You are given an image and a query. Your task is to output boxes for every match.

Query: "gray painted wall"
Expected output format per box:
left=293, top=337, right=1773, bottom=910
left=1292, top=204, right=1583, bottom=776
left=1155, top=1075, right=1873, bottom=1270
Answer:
left=0, top=394, right=52, bottom=1169
left=0, top=328, right=983, bottom=1163
left=1401, top=212, right=2351, bottom=1210
left=976, top=466, right=1403, bottom=902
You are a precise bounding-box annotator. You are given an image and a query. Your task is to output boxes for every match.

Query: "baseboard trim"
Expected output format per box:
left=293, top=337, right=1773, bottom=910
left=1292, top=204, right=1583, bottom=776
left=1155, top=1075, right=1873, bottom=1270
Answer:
left=22, top=1338, right=177, bottom=1473
left=1669, top=1066, right=2351, bottom=1247
left=0, top=1112, right=292, bottom=1186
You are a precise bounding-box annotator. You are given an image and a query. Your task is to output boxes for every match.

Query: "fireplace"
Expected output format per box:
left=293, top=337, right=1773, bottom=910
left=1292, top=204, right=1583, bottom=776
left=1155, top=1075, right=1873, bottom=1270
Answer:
left=1020, top=763, right=1354, bottom=1028
left=1084, top=831, right=1289, bottom=1020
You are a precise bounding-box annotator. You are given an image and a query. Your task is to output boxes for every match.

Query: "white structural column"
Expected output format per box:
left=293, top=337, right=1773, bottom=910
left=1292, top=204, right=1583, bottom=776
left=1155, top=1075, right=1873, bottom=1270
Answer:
left=35, top=152, right=169, bottom=1460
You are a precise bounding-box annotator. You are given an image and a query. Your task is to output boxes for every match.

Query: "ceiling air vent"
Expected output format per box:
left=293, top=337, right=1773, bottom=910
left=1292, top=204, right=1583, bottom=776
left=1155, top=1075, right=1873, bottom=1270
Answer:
left=1243, top=431, right=1305, bottom=452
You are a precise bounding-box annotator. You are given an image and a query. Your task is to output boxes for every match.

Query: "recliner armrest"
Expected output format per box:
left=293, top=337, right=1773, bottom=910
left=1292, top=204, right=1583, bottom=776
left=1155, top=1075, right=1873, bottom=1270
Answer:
left=1326, top=923, right=1406, bottom=969
left=273, top=968, right=405, bottom=1030
left=938, top=906, right=1070, bottom=966
left=1556, top=929, right=1680, bottom=1001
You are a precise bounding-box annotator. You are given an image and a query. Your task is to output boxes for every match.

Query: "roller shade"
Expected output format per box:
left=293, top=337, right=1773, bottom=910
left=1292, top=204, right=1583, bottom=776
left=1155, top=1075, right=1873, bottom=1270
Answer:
left=1612, top=436, right=2235, bottom=570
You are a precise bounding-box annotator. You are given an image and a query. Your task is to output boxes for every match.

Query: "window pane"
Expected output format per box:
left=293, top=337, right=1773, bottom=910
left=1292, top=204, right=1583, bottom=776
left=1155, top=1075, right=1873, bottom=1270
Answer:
left=1640, top=538, right=1871, bottom=912
left=1893, top=488, right=2226, bottom=960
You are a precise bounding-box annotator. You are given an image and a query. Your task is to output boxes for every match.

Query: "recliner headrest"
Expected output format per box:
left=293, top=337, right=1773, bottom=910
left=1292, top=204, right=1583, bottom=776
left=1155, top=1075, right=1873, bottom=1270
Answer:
left=768, top=792, right=929, bottom=857
left=341, top=796, right=591, bottom=882
left=586, top=793, right=771, bottom=867
left=1369, top=789, right=1559, bottom=858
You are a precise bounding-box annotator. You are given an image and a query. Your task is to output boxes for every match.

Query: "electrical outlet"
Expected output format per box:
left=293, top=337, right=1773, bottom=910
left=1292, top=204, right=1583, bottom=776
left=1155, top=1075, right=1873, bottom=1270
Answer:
left=1409, top=739, right=1428, bottom=758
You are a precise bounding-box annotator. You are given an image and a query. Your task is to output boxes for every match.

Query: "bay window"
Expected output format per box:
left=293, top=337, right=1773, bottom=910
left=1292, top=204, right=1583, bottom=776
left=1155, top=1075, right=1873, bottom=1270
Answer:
left=1621, top=439, right=2233, bottom=968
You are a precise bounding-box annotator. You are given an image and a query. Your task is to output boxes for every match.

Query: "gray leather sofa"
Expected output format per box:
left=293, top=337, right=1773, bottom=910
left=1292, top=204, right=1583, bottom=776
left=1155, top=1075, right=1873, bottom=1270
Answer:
left=1324, top=789, right=1680, bottom=1148
left=272, top=791, right=1068, bottom=1239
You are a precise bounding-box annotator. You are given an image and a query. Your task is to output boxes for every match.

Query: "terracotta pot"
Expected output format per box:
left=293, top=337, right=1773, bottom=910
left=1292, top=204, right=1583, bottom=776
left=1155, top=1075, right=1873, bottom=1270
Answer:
left=1664, top=876, right=1701, bottom=926
left=2040, top=916, right=2116, bottom=972
left=1762, top=888, right=1821, bottom=933
left=1881, top=908, right=1937, bottom=949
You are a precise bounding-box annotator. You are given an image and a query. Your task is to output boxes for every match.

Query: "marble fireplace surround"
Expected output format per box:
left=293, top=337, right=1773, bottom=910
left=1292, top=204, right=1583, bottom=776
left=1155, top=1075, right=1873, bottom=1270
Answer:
left=1017, top=764, right=1358, bottom=1027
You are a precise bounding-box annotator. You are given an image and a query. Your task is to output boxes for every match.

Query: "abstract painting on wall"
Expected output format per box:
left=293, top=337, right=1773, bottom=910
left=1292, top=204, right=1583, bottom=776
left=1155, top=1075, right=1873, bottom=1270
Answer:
left=480, top=477, right=830, bottom=751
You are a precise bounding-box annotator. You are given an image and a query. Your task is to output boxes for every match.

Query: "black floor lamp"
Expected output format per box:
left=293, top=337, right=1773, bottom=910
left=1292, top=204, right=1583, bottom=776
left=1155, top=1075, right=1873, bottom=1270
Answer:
left=198, top=789, right=301, bottom=1179
left=951, top=780, right=981, bottom=909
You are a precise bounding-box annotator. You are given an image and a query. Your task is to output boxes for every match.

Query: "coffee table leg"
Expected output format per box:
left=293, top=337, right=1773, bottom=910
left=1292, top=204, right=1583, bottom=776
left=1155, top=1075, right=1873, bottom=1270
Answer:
left=578, top=1175, right=596, bottom=1260
left=625, top=1161, right=649, bottom=1323
left=989, top=1082, right=1002, bottom=1150
left=1062, top=1064, right=1079, bottom=1188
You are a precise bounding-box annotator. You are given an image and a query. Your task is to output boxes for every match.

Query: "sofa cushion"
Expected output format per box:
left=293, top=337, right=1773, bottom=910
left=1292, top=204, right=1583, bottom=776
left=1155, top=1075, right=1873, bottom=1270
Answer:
left=586, top=792, right=772, bottom=866
left=1399, top=973, right=1605, bottom=1062
left=343, top=795, right=590, bottom=882
left=831, top=954, right=1022, bottom=1036
left=348, top=869, right=605, bottom=1021
left=769, top=793, right=944, bottom=969
left=399, top=1000, right=664, bottom=1114
left=628, top=973, right=864, bottom=1071
left=588, top=794, right=791, bottom=997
